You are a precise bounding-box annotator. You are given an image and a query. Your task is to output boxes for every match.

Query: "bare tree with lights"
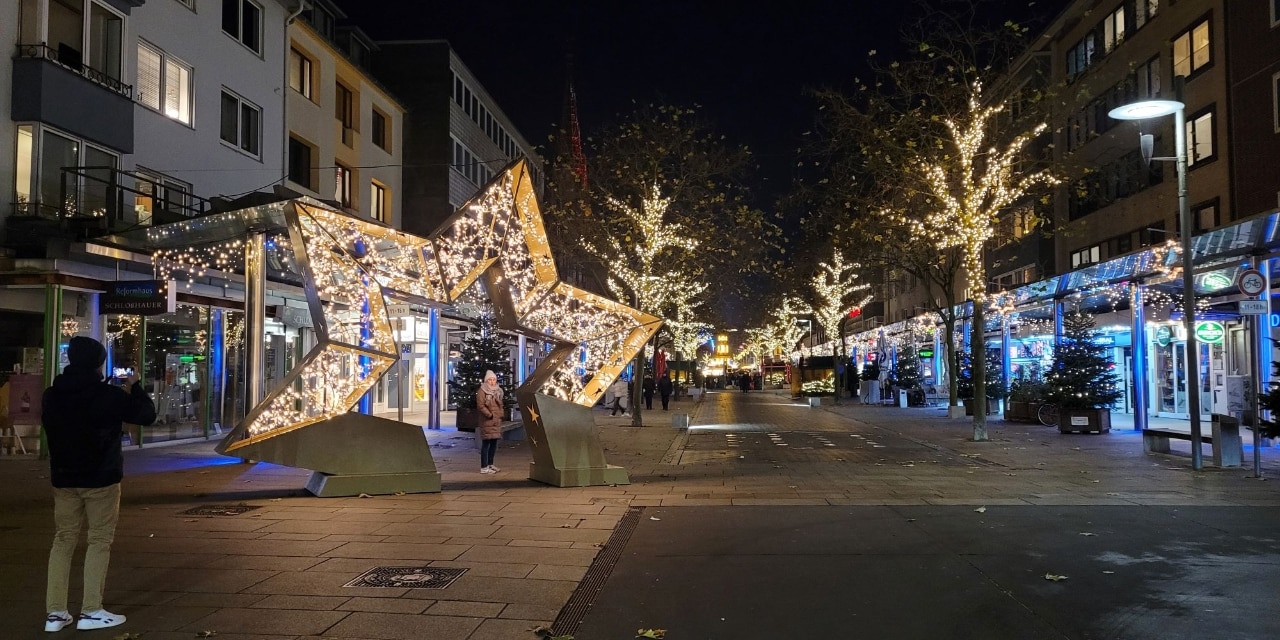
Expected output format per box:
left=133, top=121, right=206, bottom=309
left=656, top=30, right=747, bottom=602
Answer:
left=804, top=248, right=873, bottom=403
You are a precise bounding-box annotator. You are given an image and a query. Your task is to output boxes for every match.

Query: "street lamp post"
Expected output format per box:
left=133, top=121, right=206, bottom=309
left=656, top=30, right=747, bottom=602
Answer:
left=1109, top=98, right=1203, bottom=470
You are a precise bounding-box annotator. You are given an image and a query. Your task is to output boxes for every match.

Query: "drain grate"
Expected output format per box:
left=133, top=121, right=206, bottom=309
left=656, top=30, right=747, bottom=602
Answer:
left=551, top=507, right=644, bottom=637
left=344, top=566, right=468, bottom=589
left=181, top=505, right=261, bottom=517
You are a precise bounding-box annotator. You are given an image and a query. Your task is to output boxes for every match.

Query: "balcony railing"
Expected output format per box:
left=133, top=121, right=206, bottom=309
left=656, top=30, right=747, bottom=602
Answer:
left=15, top=42, right=133, bottom=99
left=10, top=166, right=212, bottom=233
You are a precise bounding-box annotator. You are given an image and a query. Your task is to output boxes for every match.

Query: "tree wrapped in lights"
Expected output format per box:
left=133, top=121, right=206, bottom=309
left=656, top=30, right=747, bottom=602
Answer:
left=1044, top=310, right=1120, bottom=410
left=447, top=306, right=516, bottom=421
left=806, top=248, right=872, bottom=401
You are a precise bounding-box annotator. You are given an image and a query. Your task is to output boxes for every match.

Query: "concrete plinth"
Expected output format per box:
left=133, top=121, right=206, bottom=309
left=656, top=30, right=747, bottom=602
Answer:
left=306, top=470, right=441, bottom=497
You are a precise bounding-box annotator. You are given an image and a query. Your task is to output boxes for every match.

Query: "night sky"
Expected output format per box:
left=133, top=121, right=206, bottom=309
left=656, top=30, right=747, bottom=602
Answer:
left=337, top=0, right=1069, bottom=203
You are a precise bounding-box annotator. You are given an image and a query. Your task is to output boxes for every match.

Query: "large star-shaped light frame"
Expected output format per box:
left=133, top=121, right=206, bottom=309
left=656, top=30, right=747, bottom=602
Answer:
left=219, top=160, right=660, bottom=453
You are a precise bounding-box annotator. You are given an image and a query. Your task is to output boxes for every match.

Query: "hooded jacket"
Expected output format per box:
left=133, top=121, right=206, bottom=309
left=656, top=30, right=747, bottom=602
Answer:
left=43, top=367, right=157, bottom=488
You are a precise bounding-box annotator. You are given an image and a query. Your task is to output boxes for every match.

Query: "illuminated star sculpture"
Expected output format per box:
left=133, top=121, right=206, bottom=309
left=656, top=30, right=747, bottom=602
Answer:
left=214, top=160, right=660, bottom=493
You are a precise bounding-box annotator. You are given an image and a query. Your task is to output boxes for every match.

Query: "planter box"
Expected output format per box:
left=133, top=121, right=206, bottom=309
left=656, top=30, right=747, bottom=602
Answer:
left=1058, top=408, right=1110, bottom=434
left=807, top=396, right=822, bottom=407
left=456, top=407, right=478, bottom=432
left=963, top=398, right=997, bottom=416
left=1005, top=400, right=1030, bottom=421
left=947, top=405, right=967, bottom=419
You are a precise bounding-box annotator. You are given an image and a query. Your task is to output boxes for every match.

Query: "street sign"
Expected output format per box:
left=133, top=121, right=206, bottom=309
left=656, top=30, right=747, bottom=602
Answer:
left=1239, top=299, right=1268, bottom=315
left=1237, top=269, right=1266, bottom=296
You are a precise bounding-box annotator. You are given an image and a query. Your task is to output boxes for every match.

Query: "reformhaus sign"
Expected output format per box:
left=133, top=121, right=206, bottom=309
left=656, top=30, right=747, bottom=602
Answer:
left=99, top=280, right=176, bottom=316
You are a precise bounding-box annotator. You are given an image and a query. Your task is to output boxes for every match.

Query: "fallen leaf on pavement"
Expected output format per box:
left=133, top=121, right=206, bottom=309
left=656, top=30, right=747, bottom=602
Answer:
left=636, top=630, right=666, bottom=639
left=358, top=493, right=373, bottom=498
left=649, top=517, right=661, bottom=521
left=394, top=491, right=406, bottom=496
left=197, top=631, right=218, bottom=638
left=111, top=634, right=142, bottom=640
left=184, top=519, right=198, bottom=523
left=1044, top=573, right=1068, bottom=582
left=974, top=506, right=987, bottom=513
left=270, top=498, right=282, bottom=502
left=1102, top=570, right=1115, bottom=574
left=1079, top=532, right=1096, bottom=536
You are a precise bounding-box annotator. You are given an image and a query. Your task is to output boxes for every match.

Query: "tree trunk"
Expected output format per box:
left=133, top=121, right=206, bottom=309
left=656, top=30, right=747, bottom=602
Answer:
left=631, top=350, right=644, bottom=426
left=941, top=314, right=958, bottom=407
left=834, top=318, right=845, bottom=405
left=971, top=300, right=989, bottom=442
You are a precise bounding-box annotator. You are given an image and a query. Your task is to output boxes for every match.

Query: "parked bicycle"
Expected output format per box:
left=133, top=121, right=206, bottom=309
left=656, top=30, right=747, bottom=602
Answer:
left=1037, top=403, right=1059, bottom=427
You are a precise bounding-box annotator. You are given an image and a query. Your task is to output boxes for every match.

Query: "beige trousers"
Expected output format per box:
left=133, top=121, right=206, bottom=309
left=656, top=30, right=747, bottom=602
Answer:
left=46, top=483, right=121, bottom=613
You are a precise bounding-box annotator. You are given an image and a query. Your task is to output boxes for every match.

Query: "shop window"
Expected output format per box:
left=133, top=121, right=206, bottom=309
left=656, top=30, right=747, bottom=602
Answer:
left=222, top=0, right=262, bottom=54
left=1173, top=17, right=1211, bottom=79
left=137, top=41, right=193, bottom=125
left=219, top=89, right=261, bottom=157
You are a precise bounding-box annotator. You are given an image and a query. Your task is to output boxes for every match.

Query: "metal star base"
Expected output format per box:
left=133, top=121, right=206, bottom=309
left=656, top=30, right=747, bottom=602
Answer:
left=519, top=391, right=629, bottom=487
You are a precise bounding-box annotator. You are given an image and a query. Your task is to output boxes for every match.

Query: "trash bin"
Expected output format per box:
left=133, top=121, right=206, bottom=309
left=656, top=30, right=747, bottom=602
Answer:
left=672, top=413, right=690, bottom=429
left=898, top=390, right=908, bottom=408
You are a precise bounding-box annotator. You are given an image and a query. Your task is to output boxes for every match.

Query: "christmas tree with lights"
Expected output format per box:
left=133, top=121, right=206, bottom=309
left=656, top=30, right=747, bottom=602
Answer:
left=1044, top=310, right=1121, bottom=409
left=448, top=307, right=515, bottom=414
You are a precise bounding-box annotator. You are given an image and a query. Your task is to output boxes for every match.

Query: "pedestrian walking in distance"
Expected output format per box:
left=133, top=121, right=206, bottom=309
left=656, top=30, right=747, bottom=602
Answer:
left=642, top=375, right=655, bottom=410
left=658, top=373, right=674, bottom=410
left=42, top=337, right=156, bottom=632
left=609, top=377, right=629, bottom=416
left=477, top=370, right=504, bottom=473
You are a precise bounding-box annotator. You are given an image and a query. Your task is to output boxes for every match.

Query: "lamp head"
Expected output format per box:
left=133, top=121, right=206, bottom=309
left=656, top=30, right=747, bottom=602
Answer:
left=1108, top=100, right=1184, bottom=120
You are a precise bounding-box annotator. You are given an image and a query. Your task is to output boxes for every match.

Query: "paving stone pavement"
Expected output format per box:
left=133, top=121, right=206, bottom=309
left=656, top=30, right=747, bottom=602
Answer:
left=2, top=390, right=1279, bottom=639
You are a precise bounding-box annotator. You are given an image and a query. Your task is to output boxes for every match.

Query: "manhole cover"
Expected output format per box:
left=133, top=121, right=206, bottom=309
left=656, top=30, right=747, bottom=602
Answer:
left=181, top=505, right=261, bottom=517
left=344, top=566, right=468, bottom=589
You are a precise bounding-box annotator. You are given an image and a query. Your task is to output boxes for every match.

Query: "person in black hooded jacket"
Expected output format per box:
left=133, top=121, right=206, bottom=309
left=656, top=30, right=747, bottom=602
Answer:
left=41, top=336, right=155, bottom=633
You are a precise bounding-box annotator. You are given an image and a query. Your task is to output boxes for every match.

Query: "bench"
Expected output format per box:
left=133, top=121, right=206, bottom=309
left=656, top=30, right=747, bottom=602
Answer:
left=499, top=420, right=525, bottom=441
left=1142, top=415, right=1242, bottom=467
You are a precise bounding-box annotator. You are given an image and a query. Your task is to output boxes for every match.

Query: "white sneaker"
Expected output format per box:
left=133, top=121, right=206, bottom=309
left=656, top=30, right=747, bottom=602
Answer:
left=487, top=465, right=500, bottom=472
left=76, top=610, right=125, bottom=630
left=480, top=467, right=496, bottom=474
left=44, top=611, right=73, bottom=632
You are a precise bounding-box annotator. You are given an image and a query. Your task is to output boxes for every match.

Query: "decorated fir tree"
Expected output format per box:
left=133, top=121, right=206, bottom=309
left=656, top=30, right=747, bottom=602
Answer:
left=893, top=346, right=922, bottom=391
left=1044, top=311, right=1121, bottom=409
left=447, top=307, right=516, bottom=413
left=1256, top=362, right=1280, bottom=439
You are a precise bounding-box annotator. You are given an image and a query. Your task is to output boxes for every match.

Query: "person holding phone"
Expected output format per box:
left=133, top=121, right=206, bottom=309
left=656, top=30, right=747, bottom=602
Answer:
left=41, top=337, right=155, bottom=632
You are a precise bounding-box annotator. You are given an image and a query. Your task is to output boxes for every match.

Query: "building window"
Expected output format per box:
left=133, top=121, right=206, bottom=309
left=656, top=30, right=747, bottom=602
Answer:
left=305, top=3, right=335, bottom=40
left=1102, top=6, right=1125, bottom=52
left=1134, top=56, right=1161, bottom=100
left=1194, top=201, right=1219, bottom=232
left=454, top=75, right=464, bottom=106
left=335, top=162, right=353, bottom=208
left=1273, top=0, right=1279, bottom=27
left=371, top=181, right=386, bottom=222
left=1071, top=245, right=1101, bottom=269
left=288, top=47, right=313, bottom=99
left=287, top=135, right=313, bottom=190
left=219, top=89, right=261, bottom=157
left=1066, top=35, right=1094, bottom=79
left=222, top=0, right=262, bottom=53
left=463, top=87, right=472, bottom=116
left=1136, top=0, right=1159, bottom=29
left=36, top=0, right=125, bottom=83
left=137, top=41, right=193, bottom=125
left=1173, top=17, right=1211, bottom=79
left=1273, top=71, right=1280, bottom=133
left=133, top=167, right=192, bottom=224
left=371, top=108, right=389, bottom=152
left=13, top=123, right=119, bottom=217
left=1185, top=108, right=1214, bottom=166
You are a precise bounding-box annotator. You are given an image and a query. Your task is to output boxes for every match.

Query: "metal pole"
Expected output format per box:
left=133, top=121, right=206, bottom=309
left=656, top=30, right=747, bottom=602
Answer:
left=517, top=335, right=527, bottom=385
left=427, top=308, right=441, bottom=430
left=244, top=231, right=266, bottom=408
left=1001, top=310, right=1011, bottom=414
left=1250, top=256, right=1264, bottom=478
left=1131, top=284, right=1149, bottom=432
left=1174, top=107, right=1203, bottom=470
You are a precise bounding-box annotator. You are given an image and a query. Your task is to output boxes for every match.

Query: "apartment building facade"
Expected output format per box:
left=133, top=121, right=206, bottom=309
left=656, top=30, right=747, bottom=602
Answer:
left=284, top=0, right=404, bottom=228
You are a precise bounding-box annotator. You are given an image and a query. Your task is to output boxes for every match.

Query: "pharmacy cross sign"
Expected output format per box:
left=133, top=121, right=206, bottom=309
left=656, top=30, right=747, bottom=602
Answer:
left=1237, top=269, right=1266, bottom=297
